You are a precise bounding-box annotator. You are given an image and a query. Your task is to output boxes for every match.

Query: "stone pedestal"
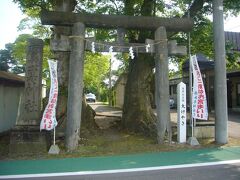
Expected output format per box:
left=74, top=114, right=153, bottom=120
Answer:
left=48, top=145, right=60, bottom=154
left=9, top=126, right=49, bottom=155
left=187, top=124, right=215, bottom=138
left=187, top=136, right=199, bottom=146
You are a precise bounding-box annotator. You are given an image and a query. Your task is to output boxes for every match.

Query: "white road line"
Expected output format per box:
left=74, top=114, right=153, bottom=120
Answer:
left=1, top=159, right=240, bottom=179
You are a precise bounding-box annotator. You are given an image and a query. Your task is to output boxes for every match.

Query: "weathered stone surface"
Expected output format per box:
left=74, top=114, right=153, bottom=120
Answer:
left=187, top=136, right=199, bottom=146
left=51, top=35, right=70, bottom=51
left=187, top=125, right=215, bottom=138
left=41, top=11, right=193, bottom=32
left=168, top=40, right=187, bottom=56
left=65, top=22, right=85, bottom=151
left=48, top=144, right=60, bottom=154
left=16, top=38, right=43, bottom=126
left=50, top=37, right=187, bottom=55
left=155, top=26, right=171, bottom=143
left=9, top=126, right=49, bottom=155
left=10, top=38, right=48, bottom=155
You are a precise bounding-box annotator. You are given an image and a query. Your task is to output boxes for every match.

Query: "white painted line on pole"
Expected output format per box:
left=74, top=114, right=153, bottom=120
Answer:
left=1, top=159, right=240, bottom=179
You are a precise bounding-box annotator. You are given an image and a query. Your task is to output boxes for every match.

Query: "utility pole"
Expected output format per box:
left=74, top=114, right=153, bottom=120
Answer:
left=109, top=57, right=112, bottom=106
left=213, top=0, right=228, bottom=144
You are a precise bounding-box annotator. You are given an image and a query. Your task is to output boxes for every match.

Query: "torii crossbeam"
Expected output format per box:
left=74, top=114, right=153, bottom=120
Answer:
left=41, top=10, right=193, bottom=32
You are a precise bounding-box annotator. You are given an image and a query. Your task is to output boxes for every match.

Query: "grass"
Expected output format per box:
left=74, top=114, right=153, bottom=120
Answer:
left=1, top=129, right=240, bottom=160
left=46, top=131, right=192, bottom=159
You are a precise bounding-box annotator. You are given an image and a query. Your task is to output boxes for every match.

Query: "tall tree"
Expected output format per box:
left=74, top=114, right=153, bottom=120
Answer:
left=122, top=0, right=158, bottom=137
left=0, top=44, right=14, bottom=72
left=0, top=43, right=25, bottom=73
left=84, top=52, right=110, bottom=99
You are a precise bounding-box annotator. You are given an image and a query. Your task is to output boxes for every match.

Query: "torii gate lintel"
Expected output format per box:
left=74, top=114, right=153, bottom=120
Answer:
left=41, top=10, right=193, bottom=32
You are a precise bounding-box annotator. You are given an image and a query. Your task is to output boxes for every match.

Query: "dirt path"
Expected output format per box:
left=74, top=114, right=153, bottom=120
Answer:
left=89, top=103, right=240, bottom=138
left=89, top=102, right=122, bottom=117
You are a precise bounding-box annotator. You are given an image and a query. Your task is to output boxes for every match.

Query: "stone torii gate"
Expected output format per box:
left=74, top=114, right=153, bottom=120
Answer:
left=41, top=10, right=193, bottom=150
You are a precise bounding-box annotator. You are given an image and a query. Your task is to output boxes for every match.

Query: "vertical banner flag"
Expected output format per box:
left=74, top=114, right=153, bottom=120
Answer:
left=191, top=55, right=208, bottom=120
left=40, top=60, right=58, bottom=131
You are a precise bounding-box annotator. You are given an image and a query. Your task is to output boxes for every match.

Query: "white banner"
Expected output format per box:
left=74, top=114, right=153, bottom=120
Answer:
left=40, top=60, right=58, bottom=131
left=191, top=55, right=208, bottom=120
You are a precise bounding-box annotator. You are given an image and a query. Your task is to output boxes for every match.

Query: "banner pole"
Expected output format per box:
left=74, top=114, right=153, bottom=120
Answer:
left=190, top=59, right=194, bottom=138
left=192, top=118, right=194, bottom=138
left=53, top=127, right=56, bottom=145
left=187, top=9, right=194, bottom=138
left=189, top=54, right=194, bottom=138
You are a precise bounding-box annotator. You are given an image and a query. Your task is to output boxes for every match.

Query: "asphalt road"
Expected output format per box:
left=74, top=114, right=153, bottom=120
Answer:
left=9, top=163, right=240, bottom=180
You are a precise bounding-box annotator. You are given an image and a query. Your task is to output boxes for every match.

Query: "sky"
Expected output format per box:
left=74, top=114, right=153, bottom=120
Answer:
left=0, top=1, right=30, bottom=49
left=0, top=0, right=240, bottom=50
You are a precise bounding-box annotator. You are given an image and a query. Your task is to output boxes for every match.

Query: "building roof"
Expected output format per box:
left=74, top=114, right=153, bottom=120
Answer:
left=227, top=70, right=240, bottom=78
left=0, top=71, right=25, bottom=85
left=182, top=53, right=214, bottom=72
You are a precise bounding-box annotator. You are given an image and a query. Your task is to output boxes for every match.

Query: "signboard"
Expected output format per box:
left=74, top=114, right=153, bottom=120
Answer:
left=177, top=82, right=186, bottom=143
left=191, top=55, right=208, bottom=120
left=40, top=60, right=58, bottom=131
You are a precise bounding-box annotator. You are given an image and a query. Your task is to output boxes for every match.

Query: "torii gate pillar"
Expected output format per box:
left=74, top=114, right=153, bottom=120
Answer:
left=65, top=22, right=85, bottom=151
left=154, top=26, right=172, bottom=143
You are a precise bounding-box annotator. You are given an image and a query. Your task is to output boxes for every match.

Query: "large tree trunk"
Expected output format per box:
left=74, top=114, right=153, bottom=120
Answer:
left=53, top=0, right=75, bottom=130
left=122, top=0, right=157, bottom=137
left=122, top=54, right=156, bottom=136
left=55, top=52, right=69, bottom=126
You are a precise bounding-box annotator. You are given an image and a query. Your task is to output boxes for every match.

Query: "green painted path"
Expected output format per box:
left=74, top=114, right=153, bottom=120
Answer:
left=0, top=146, right=240, bottom=176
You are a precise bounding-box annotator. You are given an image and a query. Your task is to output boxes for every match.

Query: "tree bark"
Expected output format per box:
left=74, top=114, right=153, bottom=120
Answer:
left=55, top=52, right=70, bottom=126
left=122, top=54, right=156, bottom=136
left=122, top=0, right=157, bottom=137
left=51, top=0, right=74, bottom=136
left=183, top=0, right=205, bottom=18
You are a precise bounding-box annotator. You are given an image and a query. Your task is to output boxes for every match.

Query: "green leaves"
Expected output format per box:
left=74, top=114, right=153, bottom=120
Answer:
left=83, top=52, right=110, bottom=97
left=11, top=0, right=240, bottom=85
left=12, top=34, right=33, bottom=64
left=13, top=0, right=53, bottom=15
left=225, top=41, right=240, bottom=69
left=0, top=43, right=25, bottom=73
